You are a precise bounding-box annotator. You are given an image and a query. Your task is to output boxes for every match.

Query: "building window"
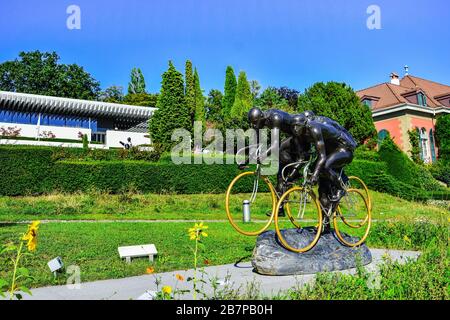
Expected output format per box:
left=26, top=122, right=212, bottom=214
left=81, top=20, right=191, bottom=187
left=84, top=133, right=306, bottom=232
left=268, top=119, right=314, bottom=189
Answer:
left=429, top=129, right=436, bottom=163
left=417, top=93, right=427, bottom=106
left=377, top=129, right=389, bottom=144
left=420, top=128, right=429, bottom=162
left=362, top=99, right=372, bottom=108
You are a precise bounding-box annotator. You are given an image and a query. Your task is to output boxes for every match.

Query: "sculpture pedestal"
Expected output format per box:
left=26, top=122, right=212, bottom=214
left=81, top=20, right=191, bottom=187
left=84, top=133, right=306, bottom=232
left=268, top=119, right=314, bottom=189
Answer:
left=251, top=228, right=372, bottom=275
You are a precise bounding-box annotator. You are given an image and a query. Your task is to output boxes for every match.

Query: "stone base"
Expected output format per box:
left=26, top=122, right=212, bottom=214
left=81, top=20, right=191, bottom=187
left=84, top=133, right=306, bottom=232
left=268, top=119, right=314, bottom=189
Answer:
left=251, top=228, right=372, bottom=275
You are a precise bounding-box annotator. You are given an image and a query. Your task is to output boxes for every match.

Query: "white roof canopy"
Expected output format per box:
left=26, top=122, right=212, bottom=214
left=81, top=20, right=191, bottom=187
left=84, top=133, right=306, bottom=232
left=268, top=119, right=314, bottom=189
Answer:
left=0, top=91, right=157, bottom=121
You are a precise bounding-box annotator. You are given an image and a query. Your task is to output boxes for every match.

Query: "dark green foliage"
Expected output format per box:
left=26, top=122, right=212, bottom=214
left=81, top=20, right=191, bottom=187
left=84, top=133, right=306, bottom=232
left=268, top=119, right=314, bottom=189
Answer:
left=428, top=161, right=450, bottom=187
left=122, top=93, right=158, bottom=107
left=127, top=68, right=146, bottom=94
left=82, top=134, right=89, bottom=150
left=222, top=66, right=237, bottom=121
left=193, top=68, right=205, bottom=125
left=407, top=129, right=421, bottom=163
left=231, top=71, right=252, bottom=119
left=148, top=61, right=191, bottom=148
left=1, top=144, right=447, bottom=200
left=378, top=136, right=442, bottom=191
left=435, top=114, right=450, bottom=162
left=255, top=87, right=289, bottom=112
left=0, top=147, right=54, bottom=196
left=205, top=89, right=223, bottom=122
left=185, top=60, right=196, bottom=122
left=0, top=51, right=100, bottom=100
left=298, top=81, right=376, bottom=145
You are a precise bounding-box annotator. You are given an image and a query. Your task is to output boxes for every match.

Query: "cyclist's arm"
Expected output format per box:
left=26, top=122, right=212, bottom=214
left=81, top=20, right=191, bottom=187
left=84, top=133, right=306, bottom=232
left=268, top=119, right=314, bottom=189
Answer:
left=310, top=125, right=326, bottom=183
left=255, top=127, right=280, bottom=163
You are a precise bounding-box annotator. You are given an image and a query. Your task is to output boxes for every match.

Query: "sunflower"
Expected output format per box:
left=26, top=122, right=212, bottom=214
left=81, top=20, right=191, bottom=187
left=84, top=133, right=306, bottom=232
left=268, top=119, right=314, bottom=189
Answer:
left=162, top=286, right=172, bottom=295
left=188, top=222, right=209, bottom=241
left=22, top=221, right=40, bottom=252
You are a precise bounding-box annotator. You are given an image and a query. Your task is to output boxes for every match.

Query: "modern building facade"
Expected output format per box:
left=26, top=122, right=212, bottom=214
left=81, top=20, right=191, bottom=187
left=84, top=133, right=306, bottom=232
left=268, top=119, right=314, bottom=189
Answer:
left=0, top=91, right=156, bottom=149
left=357, top=72, right=450, bottom=163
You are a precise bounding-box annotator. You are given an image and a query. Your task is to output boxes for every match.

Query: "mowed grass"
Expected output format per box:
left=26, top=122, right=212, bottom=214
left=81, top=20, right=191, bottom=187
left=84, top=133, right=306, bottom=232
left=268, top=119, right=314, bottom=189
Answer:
left=0, top=222, right=256, bottom=288
left=0, top=189, right=447, bottom=222
left=0, top=219, right=447, bottom=289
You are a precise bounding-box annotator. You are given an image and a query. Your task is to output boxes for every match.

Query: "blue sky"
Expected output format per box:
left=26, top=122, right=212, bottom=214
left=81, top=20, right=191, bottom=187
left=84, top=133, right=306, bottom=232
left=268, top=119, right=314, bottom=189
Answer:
left=1, top=0, right=449, bottom=94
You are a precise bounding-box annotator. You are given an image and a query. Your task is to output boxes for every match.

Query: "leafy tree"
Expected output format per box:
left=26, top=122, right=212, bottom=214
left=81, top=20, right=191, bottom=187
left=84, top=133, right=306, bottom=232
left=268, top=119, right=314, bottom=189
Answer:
left=435, top=114, right=450, bottom=162
left=185, top=60, right=196, bottom=122
left=408, top=129, right=421, bottom=163
left=149, top=61, right=190, bottom=149
left=255, top=87, right=289, bottom=111
left=99, top=85, right=124, bottom=103
left=249, top=80, right=261, bottom=100
left=193, top=68, right=205, bottom=126
left=276, top=86, right=299, bottom=111
left=0, top=51, right=100, bottom=100
left=222, top=66, right=237, bottom=121
left=231, top=71, right=252, bottom=119
left=127, top=68, right=146, bottom=94
left=123, top=93, right=158, bottom=107
left=298, top=82, right=376, bottom=145
left=205, top=89, right=223, bottom=123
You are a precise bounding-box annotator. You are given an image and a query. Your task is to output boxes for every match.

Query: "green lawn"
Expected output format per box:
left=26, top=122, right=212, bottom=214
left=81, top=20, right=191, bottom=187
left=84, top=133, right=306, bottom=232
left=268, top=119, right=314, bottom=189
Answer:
left=0, top=190, right=447, bottom=223
left=0, top=190, right=448, bottom=295
left=0, top=219, right=447, bottom=289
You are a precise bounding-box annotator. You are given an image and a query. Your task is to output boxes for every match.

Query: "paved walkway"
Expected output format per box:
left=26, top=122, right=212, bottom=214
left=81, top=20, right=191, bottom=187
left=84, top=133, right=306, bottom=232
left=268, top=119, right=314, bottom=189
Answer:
left=20, top=249, right=420, bottom=300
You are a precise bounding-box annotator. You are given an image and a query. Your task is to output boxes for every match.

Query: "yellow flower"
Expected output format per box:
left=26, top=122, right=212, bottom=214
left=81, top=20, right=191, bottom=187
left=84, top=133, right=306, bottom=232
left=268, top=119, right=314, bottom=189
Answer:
left=146, top=267, right=155, bottom=274
left=22, top=221, right=40, bottom=252
left=162, top=286, right=172, bottom=295
left=403, top=235, right=411, bottom=244
left=176, top=274, right=184, bottom=281
left=188, top=222, right=209, bottom=241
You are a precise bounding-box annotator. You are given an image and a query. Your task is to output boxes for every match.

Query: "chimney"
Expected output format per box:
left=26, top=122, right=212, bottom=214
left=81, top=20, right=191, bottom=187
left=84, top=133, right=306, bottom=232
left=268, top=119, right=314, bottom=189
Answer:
left=390, top=72, right=400, bottom=85
left=404, top=65, right=409, bottom=76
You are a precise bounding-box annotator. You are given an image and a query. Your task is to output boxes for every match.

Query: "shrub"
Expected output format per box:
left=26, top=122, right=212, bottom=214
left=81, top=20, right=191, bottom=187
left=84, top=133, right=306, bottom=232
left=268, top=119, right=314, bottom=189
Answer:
left=378, top=137, right=442, bottom=191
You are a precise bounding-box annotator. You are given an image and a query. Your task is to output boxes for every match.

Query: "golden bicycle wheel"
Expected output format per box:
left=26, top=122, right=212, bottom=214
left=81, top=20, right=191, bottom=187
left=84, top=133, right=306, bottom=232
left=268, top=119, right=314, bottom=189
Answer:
left=275, top=187, right=323, bottom=253
left=348, top=176, right=371, bottom=211
left=333, top=188, right=371, bottom=247
left=225, top=171, right=277, bottom=236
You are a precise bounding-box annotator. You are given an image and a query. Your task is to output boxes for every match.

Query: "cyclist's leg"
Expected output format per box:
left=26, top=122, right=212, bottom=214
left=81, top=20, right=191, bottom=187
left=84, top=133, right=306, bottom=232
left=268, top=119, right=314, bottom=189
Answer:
left=323, top=148, right=353, bottom=202
left=318, top=177, right=332, bottom=232
left=272, top=137, right=293, bottom=216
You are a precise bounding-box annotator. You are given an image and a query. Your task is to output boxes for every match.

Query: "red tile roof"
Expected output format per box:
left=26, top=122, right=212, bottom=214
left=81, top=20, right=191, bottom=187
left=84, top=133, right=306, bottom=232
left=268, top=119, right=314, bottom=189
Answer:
left=356, top=75, right=450, bottom=111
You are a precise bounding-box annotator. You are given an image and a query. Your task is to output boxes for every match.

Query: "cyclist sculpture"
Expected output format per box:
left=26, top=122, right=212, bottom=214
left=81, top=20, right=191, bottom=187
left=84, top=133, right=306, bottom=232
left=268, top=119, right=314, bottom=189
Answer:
left=289, top=112, right=358, bottom=230
left=245, top=108, right=357, bottom=229
left=245, top=108, right=311, bottom=216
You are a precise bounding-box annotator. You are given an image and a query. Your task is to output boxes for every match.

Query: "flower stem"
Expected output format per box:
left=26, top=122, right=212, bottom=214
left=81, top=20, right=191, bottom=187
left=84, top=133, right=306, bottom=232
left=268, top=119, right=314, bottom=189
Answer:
left=9, top=241, right=23, bottom=300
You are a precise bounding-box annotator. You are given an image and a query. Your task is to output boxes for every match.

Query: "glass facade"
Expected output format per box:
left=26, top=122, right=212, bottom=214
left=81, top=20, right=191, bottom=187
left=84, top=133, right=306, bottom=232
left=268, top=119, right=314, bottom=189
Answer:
left=0, top=109, right=97, bottom=131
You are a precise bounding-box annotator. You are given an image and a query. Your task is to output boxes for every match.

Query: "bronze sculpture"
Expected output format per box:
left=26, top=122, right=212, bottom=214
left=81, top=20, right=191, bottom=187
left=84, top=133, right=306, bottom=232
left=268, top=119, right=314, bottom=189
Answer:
left=244, top=107, right=357, bottom=230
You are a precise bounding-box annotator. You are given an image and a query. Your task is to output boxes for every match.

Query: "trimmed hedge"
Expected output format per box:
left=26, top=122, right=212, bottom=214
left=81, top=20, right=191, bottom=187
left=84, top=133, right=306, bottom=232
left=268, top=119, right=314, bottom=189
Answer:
left=0, top=145, right=448, bottom=201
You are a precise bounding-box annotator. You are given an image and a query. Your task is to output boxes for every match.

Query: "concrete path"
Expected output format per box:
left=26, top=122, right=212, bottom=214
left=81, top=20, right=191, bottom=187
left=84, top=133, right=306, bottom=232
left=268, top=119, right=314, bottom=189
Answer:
left=20, top=248, right=420, bottom=300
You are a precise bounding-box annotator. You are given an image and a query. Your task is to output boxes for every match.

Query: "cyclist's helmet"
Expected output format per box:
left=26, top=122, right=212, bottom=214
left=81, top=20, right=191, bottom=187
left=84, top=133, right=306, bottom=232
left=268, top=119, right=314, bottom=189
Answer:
left=290, top=113, right=307, bottom=135
left=303, top=110, right=315, bottom=121
left=248, top=107, right=266, bottom=129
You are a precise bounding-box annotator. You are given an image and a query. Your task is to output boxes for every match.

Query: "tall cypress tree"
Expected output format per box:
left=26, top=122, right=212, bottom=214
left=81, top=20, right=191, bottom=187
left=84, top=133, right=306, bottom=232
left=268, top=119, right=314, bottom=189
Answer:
left=231, top=71, right=252, bottom=119
left=185, top=60, right=195, bottom=122
left=222, top=66, right=237, bottom=121
left=193, top=68, right=205, bottom=126
left=128, top=67, right=146, bottom=94
left=149, top=61, right=190, bottom=148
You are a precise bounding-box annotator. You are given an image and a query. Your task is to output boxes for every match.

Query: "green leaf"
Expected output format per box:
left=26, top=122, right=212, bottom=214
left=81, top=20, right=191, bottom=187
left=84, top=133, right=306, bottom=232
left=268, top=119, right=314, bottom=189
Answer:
left=0, top=278, right=9, bottom=289
left=19, top=286, right=32, bottom=296
left=17, top=267, right=30, bottom=276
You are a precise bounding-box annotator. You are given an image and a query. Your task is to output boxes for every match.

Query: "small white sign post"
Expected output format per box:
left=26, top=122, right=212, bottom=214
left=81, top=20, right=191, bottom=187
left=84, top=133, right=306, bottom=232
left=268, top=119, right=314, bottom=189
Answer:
left=118, top=244, right=158, bottom=264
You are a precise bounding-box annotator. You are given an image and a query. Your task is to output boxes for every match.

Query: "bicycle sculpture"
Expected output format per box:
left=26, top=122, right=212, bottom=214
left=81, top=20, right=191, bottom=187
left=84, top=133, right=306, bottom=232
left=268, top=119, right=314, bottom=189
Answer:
left=225, top=108, right=372, bottom=253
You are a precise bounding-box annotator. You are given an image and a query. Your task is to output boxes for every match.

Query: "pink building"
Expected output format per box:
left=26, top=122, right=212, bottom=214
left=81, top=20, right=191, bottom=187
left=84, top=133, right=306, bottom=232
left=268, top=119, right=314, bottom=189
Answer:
left=357, top=72, right=450, bottom=163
